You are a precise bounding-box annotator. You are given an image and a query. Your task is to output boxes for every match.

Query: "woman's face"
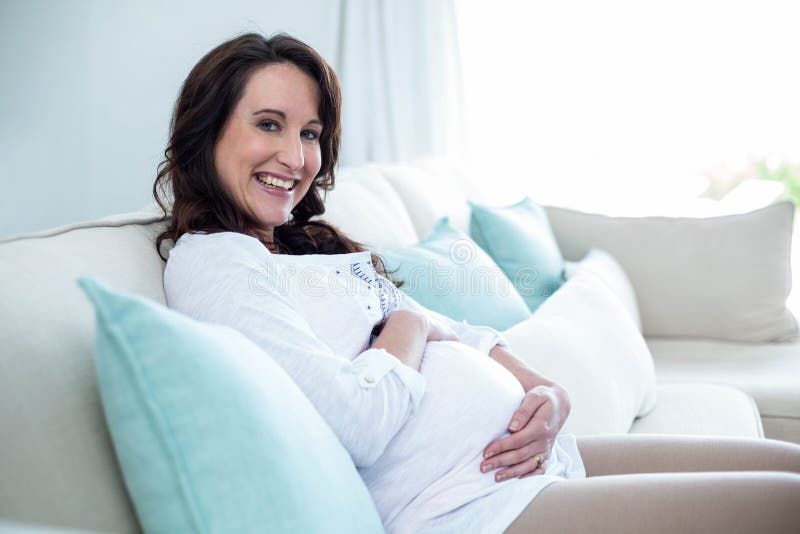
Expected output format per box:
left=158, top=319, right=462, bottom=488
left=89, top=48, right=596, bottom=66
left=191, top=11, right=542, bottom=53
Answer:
left=213, top=62, right=323, bottom=239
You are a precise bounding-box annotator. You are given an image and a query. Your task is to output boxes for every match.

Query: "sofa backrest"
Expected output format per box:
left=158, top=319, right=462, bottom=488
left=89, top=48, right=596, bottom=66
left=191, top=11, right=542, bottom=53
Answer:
left=0, top=213, right=170, bottom=532
left=1, top=158, right=795, bottom=530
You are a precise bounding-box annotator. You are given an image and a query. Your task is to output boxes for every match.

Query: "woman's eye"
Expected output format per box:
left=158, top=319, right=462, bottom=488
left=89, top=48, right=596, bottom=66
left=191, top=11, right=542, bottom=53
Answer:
left=258, top=121, right=279, bottom=132
left=301, top=130, right=320, bottom=141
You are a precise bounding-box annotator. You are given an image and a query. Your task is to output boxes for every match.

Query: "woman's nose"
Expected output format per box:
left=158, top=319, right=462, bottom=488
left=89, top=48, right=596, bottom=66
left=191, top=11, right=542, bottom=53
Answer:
left=276, top=134, right=304, bottom=171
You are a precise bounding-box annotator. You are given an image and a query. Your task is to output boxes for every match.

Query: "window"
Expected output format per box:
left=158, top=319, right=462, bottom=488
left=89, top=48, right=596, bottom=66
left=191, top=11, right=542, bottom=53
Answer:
left=456, top=0, right=799, bottom=216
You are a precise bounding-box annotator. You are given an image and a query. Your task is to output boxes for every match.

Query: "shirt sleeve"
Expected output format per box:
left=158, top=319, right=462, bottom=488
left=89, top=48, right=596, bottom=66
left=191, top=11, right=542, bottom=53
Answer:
left=395, top=291, right=511, bottom=356
left=163, top=233, right=426, bottom=468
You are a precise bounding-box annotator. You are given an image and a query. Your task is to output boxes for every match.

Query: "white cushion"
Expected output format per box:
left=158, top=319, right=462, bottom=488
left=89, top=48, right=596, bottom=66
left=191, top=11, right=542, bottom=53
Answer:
left=322, top=164, right=419, bottom=250
left=565, top=248, right=641, bottom=332
left=629, top=383, right=764, bottom=438
left=647, top=338, right=800, bottom=422
left=377, top=160, right=472, bottom=238
left=545, top=202, right=798, bottom=342
left=503, top=271, right=657, bottom=436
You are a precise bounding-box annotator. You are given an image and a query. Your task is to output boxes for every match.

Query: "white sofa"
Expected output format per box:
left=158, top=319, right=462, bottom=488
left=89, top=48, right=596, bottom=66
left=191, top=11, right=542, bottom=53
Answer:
left=1, top=159, right=797, bottom=533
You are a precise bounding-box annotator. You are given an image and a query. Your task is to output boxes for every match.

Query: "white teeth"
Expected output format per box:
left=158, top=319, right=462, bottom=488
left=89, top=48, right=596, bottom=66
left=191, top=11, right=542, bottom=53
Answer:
left=271, top=176, right=292, bottom=189
left=255, top=174, right=293, bottom=190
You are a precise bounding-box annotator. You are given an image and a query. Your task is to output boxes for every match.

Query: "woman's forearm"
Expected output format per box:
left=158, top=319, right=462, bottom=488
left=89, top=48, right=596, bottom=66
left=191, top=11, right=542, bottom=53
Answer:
left=370, top=310, right=428, bottom=371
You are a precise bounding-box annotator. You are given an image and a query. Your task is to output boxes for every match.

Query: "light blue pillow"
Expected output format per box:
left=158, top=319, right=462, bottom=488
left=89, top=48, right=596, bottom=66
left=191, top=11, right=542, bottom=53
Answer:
left=380, top=217, right=530, bottom=330
left=470, top=197, right=566, bottom=312
left=77, top=276, right=384, bottom=534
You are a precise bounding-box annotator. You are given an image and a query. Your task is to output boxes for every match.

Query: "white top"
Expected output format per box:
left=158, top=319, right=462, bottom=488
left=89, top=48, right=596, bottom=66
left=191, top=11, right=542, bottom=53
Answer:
left=164, top=231, right=586, bottom=534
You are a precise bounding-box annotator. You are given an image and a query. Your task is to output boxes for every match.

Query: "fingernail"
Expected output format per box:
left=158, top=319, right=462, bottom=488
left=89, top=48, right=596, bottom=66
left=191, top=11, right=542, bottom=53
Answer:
left=509, top=420, right=520, bottom=431
left=496, top=473, right=506, bottom=482
left=481, top=463, right=491, bottom=473
left=484, top=450, right=493, bottom=459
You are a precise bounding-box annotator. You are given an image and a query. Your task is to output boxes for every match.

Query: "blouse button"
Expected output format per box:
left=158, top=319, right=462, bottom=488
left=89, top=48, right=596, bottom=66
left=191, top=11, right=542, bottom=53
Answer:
left=364, top=374, right=376, bottom=384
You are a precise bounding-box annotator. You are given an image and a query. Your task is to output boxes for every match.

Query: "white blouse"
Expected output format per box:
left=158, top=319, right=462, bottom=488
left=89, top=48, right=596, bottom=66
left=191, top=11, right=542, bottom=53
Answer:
left=164, top=231, right=585, bottom=534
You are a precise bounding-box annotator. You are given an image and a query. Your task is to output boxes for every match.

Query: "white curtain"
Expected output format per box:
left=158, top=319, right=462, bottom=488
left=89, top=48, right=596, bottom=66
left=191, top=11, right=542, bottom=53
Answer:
left=334, top=0, right=463, bottom=166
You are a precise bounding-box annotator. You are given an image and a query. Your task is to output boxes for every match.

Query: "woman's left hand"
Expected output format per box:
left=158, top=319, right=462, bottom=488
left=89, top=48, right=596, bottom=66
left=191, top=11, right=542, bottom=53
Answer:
left=480, top=385, right=566, bottom=482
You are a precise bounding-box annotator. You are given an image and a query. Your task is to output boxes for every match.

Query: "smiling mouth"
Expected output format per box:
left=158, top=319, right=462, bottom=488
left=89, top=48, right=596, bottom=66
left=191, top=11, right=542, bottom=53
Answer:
left=253, top=173, right=297, bottom=191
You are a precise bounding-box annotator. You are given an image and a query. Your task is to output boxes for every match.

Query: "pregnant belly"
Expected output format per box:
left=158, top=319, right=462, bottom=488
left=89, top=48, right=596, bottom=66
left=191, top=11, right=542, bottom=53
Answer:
left=360, top=341, right=526, bottom=524
left=416, top=341, right=526, bottom=451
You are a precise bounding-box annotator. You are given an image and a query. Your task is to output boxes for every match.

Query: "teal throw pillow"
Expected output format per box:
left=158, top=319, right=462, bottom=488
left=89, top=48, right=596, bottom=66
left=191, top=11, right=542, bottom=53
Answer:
left=380, top=217, right=530, bottom=330
left=77, top=276, right=384, bottom=534
left=470, top=197, right=566, bottom=312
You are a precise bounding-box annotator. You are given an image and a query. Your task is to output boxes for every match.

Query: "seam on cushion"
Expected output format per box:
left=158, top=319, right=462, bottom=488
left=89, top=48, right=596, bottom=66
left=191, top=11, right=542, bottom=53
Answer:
left=752, top=410, right=800, bottom=419
left=761, top=415, right=800, bottom=421
left=0, top=214, right=169, bottom=244
left=105, top=318, right=208, bottom=534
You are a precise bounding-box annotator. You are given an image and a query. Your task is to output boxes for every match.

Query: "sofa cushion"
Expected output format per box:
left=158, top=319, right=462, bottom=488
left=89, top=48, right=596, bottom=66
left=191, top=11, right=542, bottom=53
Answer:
left=545, top=202, right=797, bottom=342
left=381, top=217, right=531, bottom=330
left=322, top=164, right=419, bottom=250
left=565, top=248, right=642, bottom=332
left=0, top=214, right=170, bottom=532
left=377, top=160, right=474, bottom=238
left=629, top=383, right=764, bottom=438
left=470, top=197, right=566, bottom=312
left=502, top=270, right=657, bottom=436
left=78, top=277, right=384, bottom=534
left=647, top=337, right=800, bottom=443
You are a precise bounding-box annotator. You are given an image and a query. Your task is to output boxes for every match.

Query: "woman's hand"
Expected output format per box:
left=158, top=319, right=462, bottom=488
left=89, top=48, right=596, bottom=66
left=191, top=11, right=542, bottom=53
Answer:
left=480, top=385, right=567, bottom=482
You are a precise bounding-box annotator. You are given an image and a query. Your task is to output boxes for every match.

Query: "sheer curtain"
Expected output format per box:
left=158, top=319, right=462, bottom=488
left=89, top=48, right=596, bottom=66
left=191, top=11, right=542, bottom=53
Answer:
left=335, top=0, right=463, bottom=166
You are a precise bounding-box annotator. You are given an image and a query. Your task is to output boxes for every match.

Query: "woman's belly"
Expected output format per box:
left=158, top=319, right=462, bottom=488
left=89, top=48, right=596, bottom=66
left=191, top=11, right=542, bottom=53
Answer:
left=359, top=340, right=526, bottom=526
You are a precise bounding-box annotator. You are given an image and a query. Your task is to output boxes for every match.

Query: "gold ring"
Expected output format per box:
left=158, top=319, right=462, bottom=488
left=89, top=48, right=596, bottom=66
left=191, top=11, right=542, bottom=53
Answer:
left=533, top=454, right=544, bottom=469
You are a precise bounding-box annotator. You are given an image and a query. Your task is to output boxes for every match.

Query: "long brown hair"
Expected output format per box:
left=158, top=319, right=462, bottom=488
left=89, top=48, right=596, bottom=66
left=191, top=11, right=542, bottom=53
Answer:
left=153, top=33, right=390, bottom=276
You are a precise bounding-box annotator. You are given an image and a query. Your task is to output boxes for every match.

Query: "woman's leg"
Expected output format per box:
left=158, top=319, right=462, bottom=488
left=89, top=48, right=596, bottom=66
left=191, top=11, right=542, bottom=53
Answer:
left=505, top=470, right=800, bottom=534
left=574, top=434, right=800, bottom=476
left=506, top=435, right=800, bottom=533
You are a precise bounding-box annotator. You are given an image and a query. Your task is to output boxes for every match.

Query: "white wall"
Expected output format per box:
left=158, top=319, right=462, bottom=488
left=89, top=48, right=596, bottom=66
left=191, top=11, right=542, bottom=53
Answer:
left=0, top=0, right=341, bottom=237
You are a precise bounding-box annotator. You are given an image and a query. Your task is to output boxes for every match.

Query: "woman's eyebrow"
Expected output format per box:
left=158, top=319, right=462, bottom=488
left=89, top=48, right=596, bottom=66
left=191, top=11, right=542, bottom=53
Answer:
left=252, top=108, right=323, bottom=127
left=252, top=108, right=285, bottom=118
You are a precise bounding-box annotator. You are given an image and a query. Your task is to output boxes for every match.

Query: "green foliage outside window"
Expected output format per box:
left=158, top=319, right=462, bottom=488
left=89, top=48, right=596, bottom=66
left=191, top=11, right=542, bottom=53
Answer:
left=702, top=160, right=799, bottom=210
left=756, top=162, right=800, bottom=208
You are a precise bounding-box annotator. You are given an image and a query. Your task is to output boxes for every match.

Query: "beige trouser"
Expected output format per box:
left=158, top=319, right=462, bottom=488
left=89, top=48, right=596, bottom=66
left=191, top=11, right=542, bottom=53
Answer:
left=505, top=435, right=800, bottom=534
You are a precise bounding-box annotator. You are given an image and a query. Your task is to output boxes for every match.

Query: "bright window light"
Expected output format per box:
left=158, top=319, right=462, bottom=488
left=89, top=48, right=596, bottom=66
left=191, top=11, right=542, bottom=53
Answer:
left=455, top=0, right=800, bottom=216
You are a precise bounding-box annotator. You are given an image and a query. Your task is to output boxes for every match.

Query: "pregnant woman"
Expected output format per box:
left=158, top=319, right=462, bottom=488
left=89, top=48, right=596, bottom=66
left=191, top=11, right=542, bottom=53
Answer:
left=158, top=33, right=800, bottom=533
